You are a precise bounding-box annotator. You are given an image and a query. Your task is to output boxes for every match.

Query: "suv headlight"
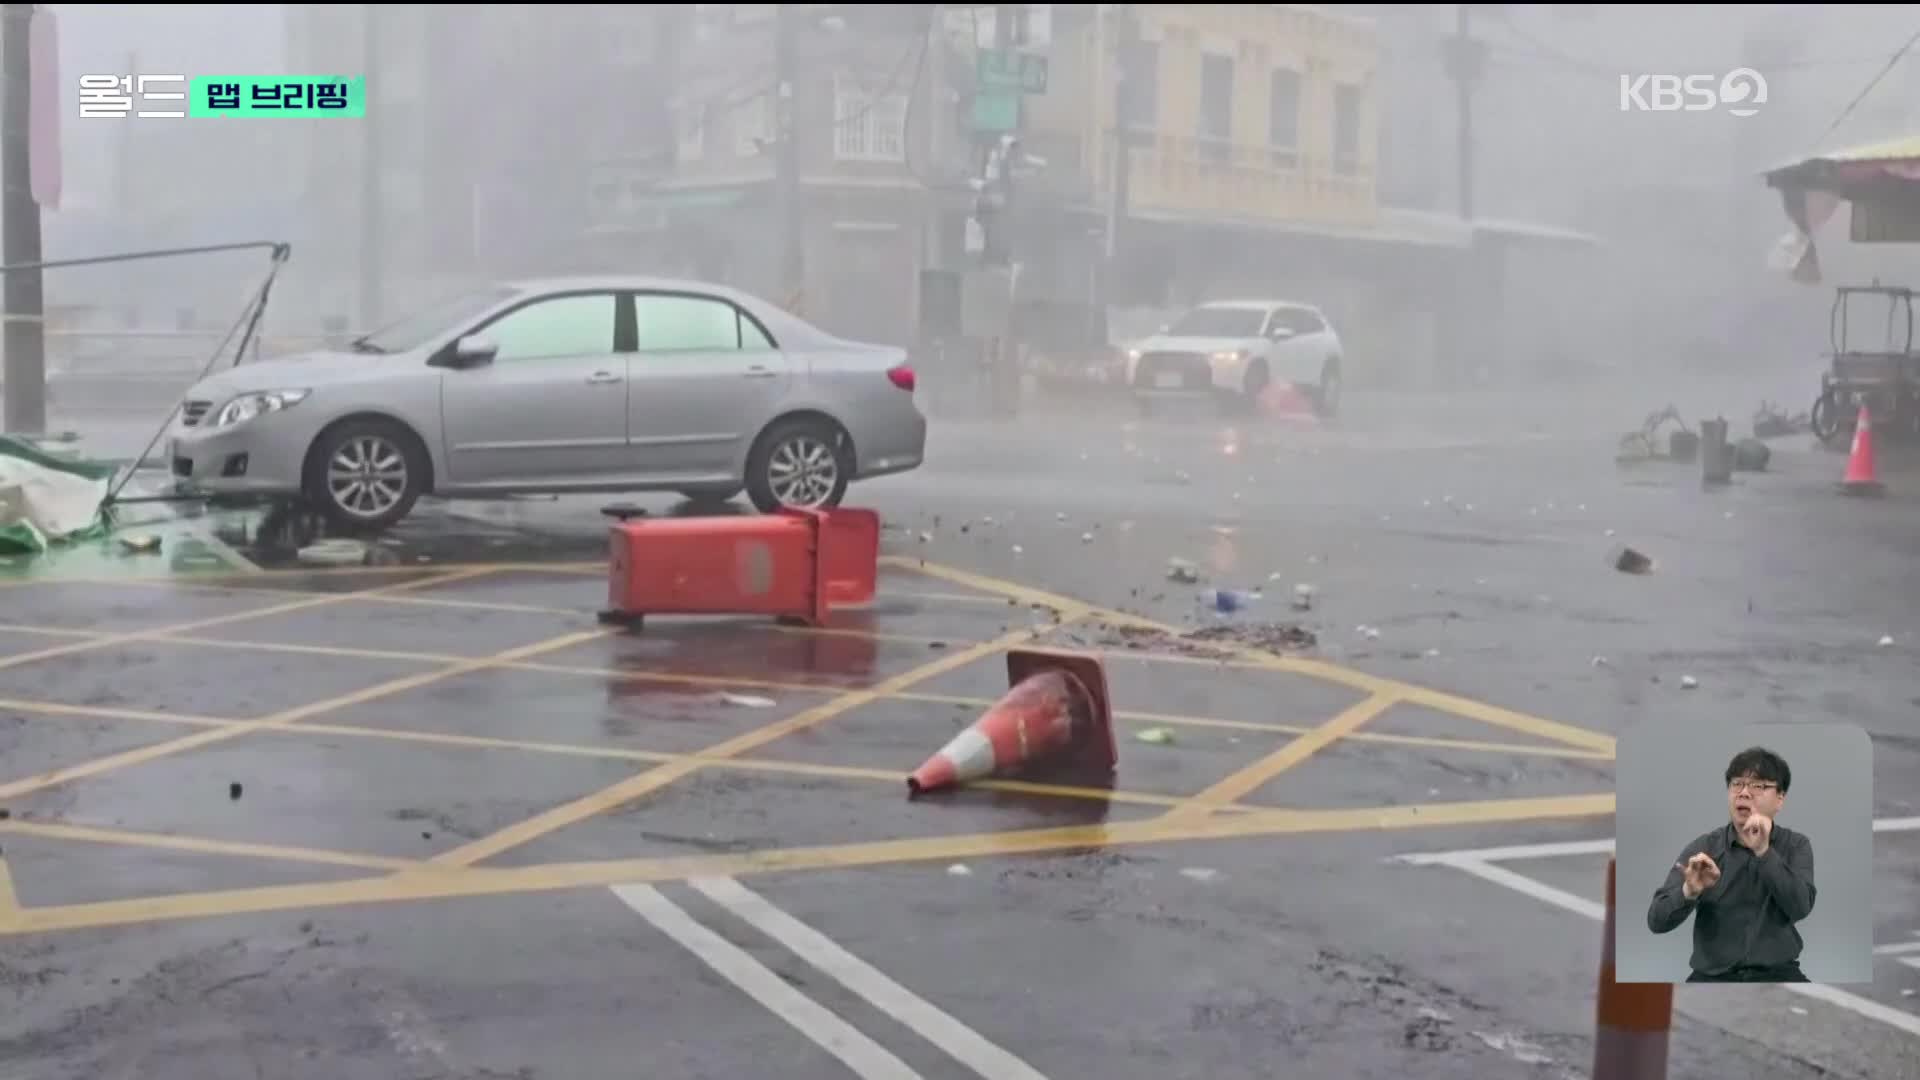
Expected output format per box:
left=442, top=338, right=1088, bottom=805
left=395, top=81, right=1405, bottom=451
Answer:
left=1210, top=350, right=1250, bottom=365
left=212, top=389, right=310, bottom=428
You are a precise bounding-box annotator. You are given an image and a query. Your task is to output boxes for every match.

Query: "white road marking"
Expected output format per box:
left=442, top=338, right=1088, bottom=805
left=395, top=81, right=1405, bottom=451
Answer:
left=691, top=877, right=1051, bottom=1080
left=1874, top=942, right=1920, bottom=956
left=1394, top=836, right=1920, bottom=1038
left=1396, top=816, right=1920, bottom=869
left=1443, top=857, right=1606, bottom=921
left=1899, top=957, right=1920, bottom=971
left=1395, top=838, right=1614, bottom=865
left=611, top=884, right=923, bottom=1080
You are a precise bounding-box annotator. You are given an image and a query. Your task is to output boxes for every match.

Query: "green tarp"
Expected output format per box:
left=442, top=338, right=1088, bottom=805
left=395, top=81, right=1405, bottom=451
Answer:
left=0, top=435, right=116, bottom=555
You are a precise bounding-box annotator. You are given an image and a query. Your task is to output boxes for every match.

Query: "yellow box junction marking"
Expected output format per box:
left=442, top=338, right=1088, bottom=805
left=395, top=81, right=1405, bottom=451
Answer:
left=0, top=793, right=1615, bottom=938
left=1162, top=691, right=1403, bottom=821
left=0, top=555, right=1623, bottom=939
left=0, top=850, right=19, bottom=930
left=0, top=819, right=422, bottom=873
left=0, top=625, right=614, bottom=802
left=885, top=557, right=1617, bottom=758
left=425, top=617, right=1088, bottom=870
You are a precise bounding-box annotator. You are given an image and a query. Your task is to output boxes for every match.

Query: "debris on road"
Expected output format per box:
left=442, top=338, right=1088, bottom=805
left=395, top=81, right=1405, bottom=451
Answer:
left=918, top=531, right=932, bottom=543
left=0, top=808, right=10, bottom=820
left=228, top=782, right=243, bottom=801
left=1880, top=635, right=1896, bottom=648
left=1733, top=438, right=1771, bottom=472
left=718, top=693, right=776, bottom=708
left=1752, top=400, right=1809, bottom=440
left=946, top=864, right=972, bottom=877
left=1593, top=656, right=1610, bottom=668
left=1196, top=587, right=1258, bottom=614
left=1081, top=532, right=1094, bottom=544
left=1681, top=675, right=1699, bottom=690
left=1180, top=867, right=1219, bottom=882
left=297, top=538, right=370, bottom=566
left=1011, top=545, right=1024, bottom=556
left=1187, top=622, right=1319, bottom=652
left=1609, top=545, right=1654, bottom=574
left=118, top=533, right=162, bottom=554
left=1292, top=584, right=1316, bottom=611
left=1136, top=727, right=1175, bottom=745
left=1356, top=625, right=1382, bottom=641
left=1167, top=557, right=1200, bottom=583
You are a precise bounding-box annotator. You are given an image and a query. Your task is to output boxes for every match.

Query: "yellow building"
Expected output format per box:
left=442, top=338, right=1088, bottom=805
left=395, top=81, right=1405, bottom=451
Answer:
left=1026, top=4, right=1380, bottom=229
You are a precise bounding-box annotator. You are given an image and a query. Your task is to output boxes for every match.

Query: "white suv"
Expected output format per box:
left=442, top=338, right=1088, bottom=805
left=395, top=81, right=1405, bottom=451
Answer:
left=1124, top=300, right=1344, bottom=416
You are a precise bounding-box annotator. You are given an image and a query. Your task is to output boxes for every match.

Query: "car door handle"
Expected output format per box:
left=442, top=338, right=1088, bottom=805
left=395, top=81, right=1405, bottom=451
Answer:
left=586, top=371, right=622, bottom=384
left=743, top=366, right=779, bottom=379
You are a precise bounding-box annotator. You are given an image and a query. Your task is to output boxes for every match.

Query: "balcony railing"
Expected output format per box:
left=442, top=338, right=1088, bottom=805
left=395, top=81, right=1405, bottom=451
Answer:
left=1122, top=132, right=1376, bottom=225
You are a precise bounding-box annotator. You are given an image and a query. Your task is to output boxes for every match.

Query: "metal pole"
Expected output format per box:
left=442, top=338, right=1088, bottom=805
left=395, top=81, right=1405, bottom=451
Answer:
left=1454, top=3, right=1474, bottom=221
left=357, top=3, right=381, bottom=330
left=775, top=3, right=803, bottom=306
left=1, top=2, right=45, bottom=435
left=1106, top=4, right=1135, bottom=265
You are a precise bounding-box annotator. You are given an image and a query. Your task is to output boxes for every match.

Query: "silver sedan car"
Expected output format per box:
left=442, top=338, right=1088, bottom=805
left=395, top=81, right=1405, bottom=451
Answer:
left=169, top=276, right=928, bottom=529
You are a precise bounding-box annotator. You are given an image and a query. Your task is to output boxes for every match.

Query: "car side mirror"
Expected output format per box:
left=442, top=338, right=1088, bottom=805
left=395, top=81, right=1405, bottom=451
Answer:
left=436, top=334, right=498, bottom=369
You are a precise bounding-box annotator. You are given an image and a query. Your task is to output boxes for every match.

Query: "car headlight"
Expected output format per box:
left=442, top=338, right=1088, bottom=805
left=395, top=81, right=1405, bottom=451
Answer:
left=1210, top=350, right=1249, bottom=365
left=212, top=389, right=310, bottom=428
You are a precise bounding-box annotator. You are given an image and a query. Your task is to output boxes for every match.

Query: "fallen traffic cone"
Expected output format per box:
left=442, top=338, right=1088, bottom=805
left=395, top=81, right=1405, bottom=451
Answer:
left=1257, top=381, right=1319, bottom=424
left=1593, top=859, right=1672, bottom=1080
left=1838, top=404, right=1885, bottom=497
left=907, top=649, right=1116, bottom=797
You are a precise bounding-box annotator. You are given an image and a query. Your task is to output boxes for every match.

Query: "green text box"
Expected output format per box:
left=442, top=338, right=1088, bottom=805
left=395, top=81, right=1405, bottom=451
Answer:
left=190, top=76, right=365, bottom=117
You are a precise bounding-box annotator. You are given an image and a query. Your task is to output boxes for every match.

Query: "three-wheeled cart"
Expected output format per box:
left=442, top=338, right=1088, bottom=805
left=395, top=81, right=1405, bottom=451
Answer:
left=1810, top=283, right=1920, bottom=447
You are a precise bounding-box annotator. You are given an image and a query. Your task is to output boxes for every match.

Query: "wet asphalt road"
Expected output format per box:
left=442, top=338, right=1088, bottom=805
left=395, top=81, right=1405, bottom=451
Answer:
left=2, top=381, right=1919, bottom=1080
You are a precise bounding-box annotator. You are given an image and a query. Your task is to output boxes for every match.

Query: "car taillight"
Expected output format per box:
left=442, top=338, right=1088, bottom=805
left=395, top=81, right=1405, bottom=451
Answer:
left=887, top=364, right=916, bottom=392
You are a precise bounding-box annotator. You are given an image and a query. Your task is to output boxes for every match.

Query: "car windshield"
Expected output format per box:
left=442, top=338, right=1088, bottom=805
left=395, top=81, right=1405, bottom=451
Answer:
left=1165, top=306, right=1267, bottom=338
left=349, top=286, right=521, bottom=354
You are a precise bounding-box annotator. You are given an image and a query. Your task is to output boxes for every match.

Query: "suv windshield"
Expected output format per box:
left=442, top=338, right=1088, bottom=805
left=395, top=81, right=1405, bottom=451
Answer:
left=1165, top=306, right=1267, bottom=338
left=350, top=286, right=522, bottom=354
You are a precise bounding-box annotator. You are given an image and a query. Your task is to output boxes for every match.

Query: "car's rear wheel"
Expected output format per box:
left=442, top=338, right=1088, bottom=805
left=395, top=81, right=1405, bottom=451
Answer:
left=303, top=418, right=427, bottom=533
left=746, top=418, right=851, bottom=514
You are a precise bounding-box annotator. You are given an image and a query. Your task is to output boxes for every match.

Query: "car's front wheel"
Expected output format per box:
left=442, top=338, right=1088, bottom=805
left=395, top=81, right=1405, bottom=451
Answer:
left=746, top=418, right=851, bottom=514
left=303, top=418, right=427, bottom=532
left=1314, top=363, right=1342, bottom=418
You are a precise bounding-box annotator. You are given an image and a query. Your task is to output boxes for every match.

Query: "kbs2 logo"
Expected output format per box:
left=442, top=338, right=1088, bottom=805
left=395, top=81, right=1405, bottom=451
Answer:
left=1619, top=68, right=1768, bottom=117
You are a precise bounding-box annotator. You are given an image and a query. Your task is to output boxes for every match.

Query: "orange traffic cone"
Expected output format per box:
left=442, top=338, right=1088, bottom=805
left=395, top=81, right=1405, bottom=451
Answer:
left=907, top=649, right=1116, bottom=797
left=1838, top=404, right=1885, bottom=497
left=1258, top=381, right=1318, bottom=423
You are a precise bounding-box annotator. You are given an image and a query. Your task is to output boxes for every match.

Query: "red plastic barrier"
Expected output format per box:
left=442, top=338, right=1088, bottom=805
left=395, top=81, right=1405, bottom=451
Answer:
left=602, top=507, right=879, bottom=628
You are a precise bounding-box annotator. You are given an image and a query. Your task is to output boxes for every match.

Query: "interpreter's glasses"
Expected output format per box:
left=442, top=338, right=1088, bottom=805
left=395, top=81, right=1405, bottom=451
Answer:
left=1729, top=779, right=1777, bottom=795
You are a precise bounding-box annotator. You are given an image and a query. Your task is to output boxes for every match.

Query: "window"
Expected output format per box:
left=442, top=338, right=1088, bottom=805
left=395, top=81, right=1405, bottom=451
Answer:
left=1122, top=41, right=1158, bottom=132
left=1267, top=307, right=1326, bottom=336
left=677, top=104, right=706, bottom=161
left=1333, top=83, right=1361, bottom=176
left=1167, top=305, right=1265, bottom=338
left=636, top=294, right=773, bottom=352
left=478, top=294, right=618, bottom=362
left=1199, top=53, right=1234, bottom=164
left=734, top=93, right=772, bottom=158
left=833, top=74, right=908, bottom=163
left=1268, top=69, right=1301, bottom=168
left=358, top=286, right=521, bottom=354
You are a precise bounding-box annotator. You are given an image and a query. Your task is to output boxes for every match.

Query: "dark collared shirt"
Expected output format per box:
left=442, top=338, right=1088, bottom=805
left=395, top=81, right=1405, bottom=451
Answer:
left=1646, top=821, right=1817, bottom=977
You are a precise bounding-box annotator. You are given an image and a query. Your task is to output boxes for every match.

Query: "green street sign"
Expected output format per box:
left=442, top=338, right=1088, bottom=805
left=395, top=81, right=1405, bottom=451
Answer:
left=977, top=49, right=1047, bottom=94
left=969, top=89, right=1021, bottom=133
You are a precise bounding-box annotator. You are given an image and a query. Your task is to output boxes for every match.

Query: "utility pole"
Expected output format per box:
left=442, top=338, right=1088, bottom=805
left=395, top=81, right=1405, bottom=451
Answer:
left=357, top=3, right=381, bottom=331
left=1450, top=3, right=1476, bottom=221
left=2, top=2, right=45, bottom=435
left=1106, top=4, right=1135, bottom=265
left=775, top=3, right=803, bottom=309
